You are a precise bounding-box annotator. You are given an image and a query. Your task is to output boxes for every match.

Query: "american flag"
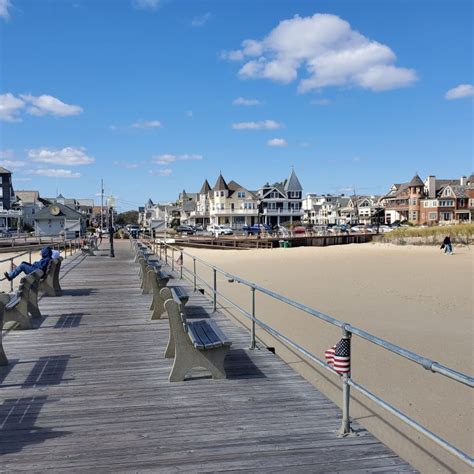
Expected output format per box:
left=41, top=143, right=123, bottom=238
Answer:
left=176, top=254, right=183, bottom=265
left=325, top=338, right=351, bottom=374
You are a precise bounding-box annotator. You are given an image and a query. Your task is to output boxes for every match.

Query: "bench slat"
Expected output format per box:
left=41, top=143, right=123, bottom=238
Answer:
left=207, top=319, right=232, bottom=347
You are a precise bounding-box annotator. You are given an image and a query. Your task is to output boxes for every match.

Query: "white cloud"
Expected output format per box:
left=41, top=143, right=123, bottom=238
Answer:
left=30, top=169, right=81, bottom=178
left=191, top=12, right=211, bottom=27
left=0, top=0, right=12, bottom=20
left=223, top=13, right=417, bottom=93
left=232, top=119, right=282, bottom=130
left=133, top=0, right=160, bottom=10
left=0, top=160, right=26, bottom=169
left=0, top=149, right=14, bottom=159
left=445, top=84, right=474, bottom=100
left=114, top=161, right=139, bottom=169
left=21, top=94, right=83, bottom=117
left=152, top=154, right=203, bottom=165
left=0, top=93, right=25, bottom=122
left=28, top=147, right=95, bottom=166
left=149, top=169, right=172, bottom=176
left=267, top=138, right=287, bottom=147
left=131, top=119, right=162, bottom=129
left=233, top=97, right=261, bottom=106
left=311, top=98, right=331, bottom=105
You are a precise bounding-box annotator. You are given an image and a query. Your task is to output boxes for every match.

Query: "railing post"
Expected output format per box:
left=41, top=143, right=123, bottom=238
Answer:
left=179, top=251, right=183, bottom=279
left=171, top=248, right=175, bottom=272
left=249, top=286, right=257, bottom=349
left=165, top=245, right=168, bottom=265
left=338, top=325, right=355, bottom=437
left=29, top=250, right=32, bottom=264
left=159, top=242, right=162, bottom=260
left=193, top=258, right=197, bottom=291
left=213, top=268, right=217, bottom=312
left=10, top=259, right=13, bottom=292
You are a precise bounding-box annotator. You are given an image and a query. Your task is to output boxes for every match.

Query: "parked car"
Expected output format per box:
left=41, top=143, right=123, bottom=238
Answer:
left=292, top=226, right=307, bottom=234
left=193, top=224, right=204, bottom=231
left=207, top=224, right=233, bottom=235
left=273, top=225, right=290, bottom=237
left=176, top=225, right=195, bottom=235
left=243, top=224, right=272, bottom=235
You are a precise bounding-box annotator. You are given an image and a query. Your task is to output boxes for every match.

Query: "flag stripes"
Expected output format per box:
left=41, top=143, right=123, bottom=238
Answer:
left=325, top=338, right=350, bottom=374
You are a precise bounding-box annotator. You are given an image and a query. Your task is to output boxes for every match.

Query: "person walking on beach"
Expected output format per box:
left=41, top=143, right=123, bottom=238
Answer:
left=4, top=246, right=52, bottom=281
left=441, top=235, right=453, bottom=255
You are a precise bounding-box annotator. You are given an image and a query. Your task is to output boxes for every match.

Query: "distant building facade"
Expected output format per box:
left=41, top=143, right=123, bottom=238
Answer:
left=34, top=202, right=86, bottom=238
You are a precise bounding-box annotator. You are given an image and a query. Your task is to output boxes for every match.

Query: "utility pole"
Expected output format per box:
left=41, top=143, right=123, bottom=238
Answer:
left=100, top=179, right=104, bottom=230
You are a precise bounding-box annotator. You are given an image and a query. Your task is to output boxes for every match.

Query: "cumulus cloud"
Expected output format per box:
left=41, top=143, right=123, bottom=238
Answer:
left=191, top=12, right=211, bottom=27
left=445, top=84, right=474, bottom=100
left=267, top=138, right=287, bottom=147
left=28, top=147, right=95, bottom=166
left=133, top=0, right=160, bottom=10
left=311, top=98, right=331, bottom=105
left=232, top=119, right=282, bottom=130
left=150, top=169, right=172, bottom=176
left=233, top=97, right=261, bottom=106
left=21, top=94, right=83, bottom=116
left=152, top=154, right=203, bottom=165
left=0, top=93, right=25, bottom=122
left=131, top=119, right=162, bottom=129
left=0, top=160, right=26, bottom=169
left=30, top=169, right=81, bottom=178
left=223, top=13, right=417, bottom=92
left=114, top=161, right=140, bottom=169
left=0, top=149, right=14, bottom=159
left=0, top=0, right=12, bottom=20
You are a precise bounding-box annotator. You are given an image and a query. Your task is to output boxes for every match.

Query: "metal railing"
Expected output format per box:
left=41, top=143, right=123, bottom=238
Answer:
left=142, top=237, right=473, bottom=468
left=0, top=238, right=82, bottom=292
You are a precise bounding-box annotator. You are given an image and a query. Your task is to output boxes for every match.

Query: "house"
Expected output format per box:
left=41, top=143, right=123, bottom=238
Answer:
left=178, top=190, right=198, bottom=225
left=15, top=190, right=49, bottom=227
left=189, top=179, right=212, bottom=227
left=0, top=167, right=21, bottom=231
left=34, top=202, right=86, bottom=238
left=208, top=174, right=259, bottom=229
left=258, top=169, right=304, bottom=227
left=303, top=194, right=351, bottom=225
left=381, top=174, right=472, bottom=225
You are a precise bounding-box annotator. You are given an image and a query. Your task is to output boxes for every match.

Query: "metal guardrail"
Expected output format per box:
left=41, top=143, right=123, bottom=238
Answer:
left=140, top=237, right=473, bottom=467
left=0, top=238, right=82, bottom=292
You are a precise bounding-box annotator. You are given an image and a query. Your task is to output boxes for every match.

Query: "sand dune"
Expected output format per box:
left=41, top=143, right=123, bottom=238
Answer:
left=180, top=243, right=473, bottom=473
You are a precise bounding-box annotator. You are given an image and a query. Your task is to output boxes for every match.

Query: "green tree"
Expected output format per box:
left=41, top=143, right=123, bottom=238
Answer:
left=115, top=210, right=139, bottom=225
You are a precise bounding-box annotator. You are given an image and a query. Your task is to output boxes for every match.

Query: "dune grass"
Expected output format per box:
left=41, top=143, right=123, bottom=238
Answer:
left=375, top=223, right=474, bottom=245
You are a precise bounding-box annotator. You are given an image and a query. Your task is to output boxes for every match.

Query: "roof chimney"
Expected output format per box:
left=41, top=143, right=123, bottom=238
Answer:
left=427, top=175, right=436, bottom=198
left=460, top=176, right=467, bottom=186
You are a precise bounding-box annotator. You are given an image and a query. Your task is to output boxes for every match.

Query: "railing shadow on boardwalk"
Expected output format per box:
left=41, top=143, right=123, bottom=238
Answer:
left=0, top=396, right=71, bottom=456
left=61, top=288, right=97, bottom=297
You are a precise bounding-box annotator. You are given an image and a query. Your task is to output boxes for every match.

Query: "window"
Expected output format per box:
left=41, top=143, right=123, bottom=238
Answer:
left=444, top=188, right=451, bottom=196
left=220, top=191, right=224, bottom=197
left=268, top=202, right=276, bottom=210
left=429, top=212, right=437, bottom=220
left=270, top=191, right=279, bottom=199
left=411, top=212, right=417, bottom=220
left=237, top=191, right=246, bottom=198
left=442, top=212, right=452, bottom=221
left=410, top=198, right=417, bottom=205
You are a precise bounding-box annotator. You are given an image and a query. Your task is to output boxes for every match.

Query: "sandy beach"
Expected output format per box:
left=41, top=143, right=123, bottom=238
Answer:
left=180, top=243, right=473, bottom=473
left=0, top=250, right=42, bottom=293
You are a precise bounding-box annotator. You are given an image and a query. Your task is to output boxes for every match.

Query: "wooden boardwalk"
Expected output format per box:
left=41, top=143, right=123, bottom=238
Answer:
left=0, top=241, right=415, bottom=472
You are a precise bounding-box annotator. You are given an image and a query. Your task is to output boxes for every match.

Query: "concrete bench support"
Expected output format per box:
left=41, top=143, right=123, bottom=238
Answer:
left=150, top=271, right=171, bottom=319
left=164, top=295, right=232, bottom=382
left=160, top=287, right=189, bottom=358
left=27, top=269, right=43, bottom=319
left=0, top=294, right=10, bottom=365
left=39, top=257, right=63, bottom=297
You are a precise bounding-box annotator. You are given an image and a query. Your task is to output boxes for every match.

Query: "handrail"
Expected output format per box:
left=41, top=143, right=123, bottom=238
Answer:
left=140, top=237, right=473, bottom=467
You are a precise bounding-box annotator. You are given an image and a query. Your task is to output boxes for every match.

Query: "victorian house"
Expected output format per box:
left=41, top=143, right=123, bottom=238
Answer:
left=258, top=169, right=304, bottom=227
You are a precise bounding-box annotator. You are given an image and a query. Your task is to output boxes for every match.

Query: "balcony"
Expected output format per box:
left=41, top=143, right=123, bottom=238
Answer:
left=262, top=208, right=303, bottom=215
left=212, top=208, right=258, bottom=216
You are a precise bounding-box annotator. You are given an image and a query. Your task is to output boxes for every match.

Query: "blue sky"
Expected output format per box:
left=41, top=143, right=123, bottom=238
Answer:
left=0, top=0, right=472, bottom=211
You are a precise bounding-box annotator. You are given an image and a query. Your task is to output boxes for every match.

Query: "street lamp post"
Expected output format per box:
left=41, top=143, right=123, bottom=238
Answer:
left=108, top=196, right=115, bottom=258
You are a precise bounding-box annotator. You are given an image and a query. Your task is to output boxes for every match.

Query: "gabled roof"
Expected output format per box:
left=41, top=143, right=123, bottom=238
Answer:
left=284, top=169, right=303, bottom=192
left=199, top=179, right=211, bottom=194
left=0, top=166, right=12, bottom=174
left=15, top=191, right=40, bottom=204
left=34, top=202, right=84, bottom=220
left=408, top=174, right=424, bottom=187
left=439, top=185, right=468, bottom=198
left=213, top=173, right=228, bottom=191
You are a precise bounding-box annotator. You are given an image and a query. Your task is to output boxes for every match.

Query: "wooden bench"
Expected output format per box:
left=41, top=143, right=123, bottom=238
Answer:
left=39, top=257, right=63, bottom=297
left=163, top=289, right=232, bottom=382
left=149, top=270, right=171, bottom=320
left=3, top=271, right=42, bottom=330
left=0, top=293, right=10, bottom=365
